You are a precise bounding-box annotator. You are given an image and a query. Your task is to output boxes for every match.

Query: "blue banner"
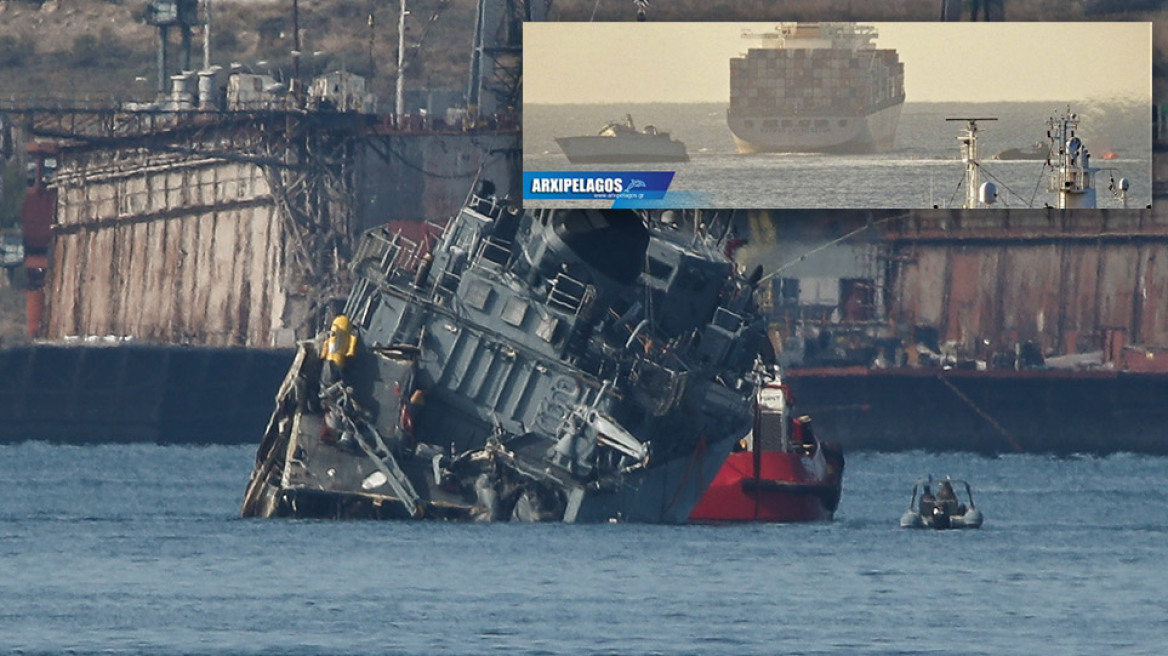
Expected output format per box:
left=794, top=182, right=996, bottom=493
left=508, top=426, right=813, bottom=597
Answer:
left=523, top=171, right=675, bottom=202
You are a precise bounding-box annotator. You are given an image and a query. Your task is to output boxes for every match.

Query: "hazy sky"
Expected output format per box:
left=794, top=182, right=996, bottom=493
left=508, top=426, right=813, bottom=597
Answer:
left=524, top=22, right=1151, bottom=104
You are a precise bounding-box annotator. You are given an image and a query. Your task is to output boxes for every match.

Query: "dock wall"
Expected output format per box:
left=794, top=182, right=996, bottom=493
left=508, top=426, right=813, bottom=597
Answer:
left=786, top=367, right=1168, bottom=455
left=0, top=344, right=292, bottom=444
left=886, top=209, right=1168, bottom=357
left=48, top=150, right=293, bottom=347
left=4, top=341, right=1164, bottom=454
left=38, top=125, right=519, bottom=347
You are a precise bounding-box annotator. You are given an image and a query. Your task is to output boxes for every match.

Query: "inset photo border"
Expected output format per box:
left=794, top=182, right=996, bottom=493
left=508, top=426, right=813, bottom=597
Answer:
left=523, top=22, right=1152, bottom=210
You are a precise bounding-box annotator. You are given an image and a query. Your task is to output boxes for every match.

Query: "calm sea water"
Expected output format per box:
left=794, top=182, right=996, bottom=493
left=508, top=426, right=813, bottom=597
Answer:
left=3, top=442, right=1166, bottom=654
left=523, top=102, right=1152, bottom=209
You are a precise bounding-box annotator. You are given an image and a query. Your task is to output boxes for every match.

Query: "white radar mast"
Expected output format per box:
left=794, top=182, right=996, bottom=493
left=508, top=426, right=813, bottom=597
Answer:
left=946, top=117, right=997, bottom=209
left=1046, top=109, right=1097, bottom=209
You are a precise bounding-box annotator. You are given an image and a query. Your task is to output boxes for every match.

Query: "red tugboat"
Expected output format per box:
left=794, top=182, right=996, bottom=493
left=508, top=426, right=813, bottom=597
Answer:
left=690, top=374, right=844, bottom=522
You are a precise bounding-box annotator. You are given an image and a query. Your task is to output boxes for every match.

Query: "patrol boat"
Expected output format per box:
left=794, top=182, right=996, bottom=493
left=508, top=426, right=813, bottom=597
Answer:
left=900, top=477, right=984, bottom=529
left=555, top=114, right=689, bottom=164
left=241, top=186, right=766, bottom=523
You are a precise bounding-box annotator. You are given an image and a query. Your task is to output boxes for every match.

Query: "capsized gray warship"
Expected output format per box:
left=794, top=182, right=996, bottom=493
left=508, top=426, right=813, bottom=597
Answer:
left=241, top=184, right=766, bottom=523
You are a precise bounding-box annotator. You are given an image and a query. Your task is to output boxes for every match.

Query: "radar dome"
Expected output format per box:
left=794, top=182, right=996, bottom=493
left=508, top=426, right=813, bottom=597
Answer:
left=979, top=182, right=998, bottom=205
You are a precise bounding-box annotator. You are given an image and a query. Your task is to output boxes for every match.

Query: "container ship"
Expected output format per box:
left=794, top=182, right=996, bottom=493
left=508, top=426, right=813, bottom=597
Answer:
left=727, top=23, right=905, bottom=155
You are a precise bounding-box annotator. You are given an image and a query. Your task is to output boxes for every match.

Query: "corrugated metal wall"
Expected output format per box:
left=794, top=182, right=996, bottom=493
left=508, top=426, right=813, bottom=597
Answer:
left=886, top=209, right=1168, bottom=356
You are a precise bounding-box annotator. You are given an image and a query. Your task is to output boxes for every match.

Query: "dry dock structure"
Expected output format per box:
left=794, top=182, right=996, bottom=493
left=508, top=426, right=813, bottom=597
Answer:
left=0, top=104, right=517, bottom=443
left=0, top=0, right=527, bottom=444
left=11, top=107, right=517, bottom=347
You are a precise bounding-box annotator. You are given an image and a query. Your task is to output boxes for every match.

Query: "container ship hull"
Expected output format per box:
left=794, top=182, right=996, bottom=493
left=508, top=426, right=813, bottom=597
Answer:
left=728, top=101, right=902, bottom=155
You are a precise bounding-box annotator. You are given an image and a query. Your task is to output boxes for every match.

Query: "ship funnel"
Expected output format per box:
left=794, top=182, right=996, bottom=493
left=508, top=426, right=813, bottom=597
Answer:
left=170, top=71, right=196, bottom=110
left=197, top=69, right=220, bottom=110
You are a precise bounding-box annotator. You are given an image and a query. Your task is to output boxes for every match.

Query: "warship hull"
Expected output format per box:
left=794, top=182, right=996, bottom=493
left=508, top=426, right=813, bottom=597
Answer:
left=250, top=371, right=740, bottom=524
left=243, top=345, right=744, bottom=523
left=554, top=135, right=689, bottom=164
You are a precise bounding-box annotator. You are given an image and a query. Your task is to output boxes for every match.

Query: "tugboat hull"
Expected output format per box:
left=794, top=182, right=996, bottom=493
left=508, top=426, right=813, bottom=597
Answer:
left=688, top=380, right=844, bottom=523
left=690, top=451, right=841, bottom=522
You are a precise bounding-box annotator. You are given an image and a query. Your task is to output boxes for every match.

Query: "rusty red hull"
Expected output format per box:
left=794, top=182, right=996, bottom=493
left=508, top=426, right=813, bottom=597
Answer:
left=689, top=451, right=842, bottom=523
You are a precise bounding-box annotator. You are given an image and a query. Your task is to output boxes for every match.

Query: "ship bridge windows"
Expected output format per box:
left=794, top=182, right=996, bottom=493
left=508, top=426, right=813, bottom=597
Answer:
left=762, top=119, right=778, bottom=133
left=838, top=119, right=848, bottom=128
left=552, top=209, right=649, bottom=285
left=744, top=119, right=754, bottom=128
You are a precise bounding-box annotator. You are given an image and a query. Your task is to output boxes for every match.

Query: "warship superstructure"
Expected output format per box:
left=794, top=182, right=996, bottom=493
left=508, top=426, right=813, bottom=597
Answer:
left=241, top=186, right=766, bottom=522
left=727, top=23, right=905, bottom=154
